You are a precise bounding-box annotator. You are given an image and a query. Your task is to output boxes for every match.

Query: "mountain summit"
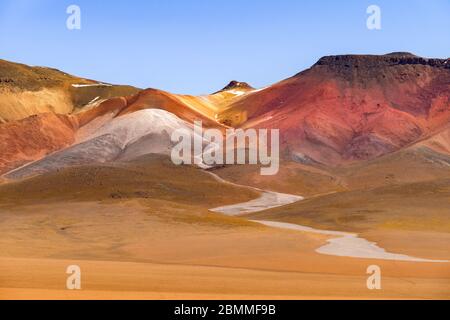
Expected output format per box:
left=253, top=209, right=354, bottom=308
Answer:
left=217, top=80, right=254, bottom=93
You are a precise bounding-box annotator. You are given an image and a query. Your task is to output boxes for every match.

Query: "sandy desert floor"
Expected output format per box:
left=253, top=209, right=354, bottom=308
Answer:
left=0, top=200, right=449, bottom=300
left=0, top=157, right=449, bottom=300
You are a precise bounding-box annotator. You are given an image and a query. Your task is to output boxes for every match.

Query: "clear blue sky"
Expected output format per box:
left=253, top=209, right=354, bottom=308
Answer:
left=1, top=0, right=449, bottom=94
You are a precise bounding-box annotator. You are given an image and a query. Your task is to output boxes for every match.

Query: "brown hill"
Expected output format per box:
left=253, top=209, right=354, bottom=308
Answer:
left=215, top=80, right=255, bottom=93
left=0, top=59, right=139, bottom=122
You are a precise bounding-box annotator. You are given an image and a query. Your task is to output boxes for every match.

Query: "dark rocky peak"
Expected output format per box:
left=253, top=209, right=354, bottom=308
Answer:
left=218, top=80, right=254, bottom=92
left=314, top=53, right=450, bottom=70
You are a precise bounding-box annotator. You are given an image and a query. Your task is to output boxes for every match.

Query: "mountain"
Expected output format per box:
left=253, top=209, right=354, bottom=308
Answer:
left=218, top=53, right=450, bottom=165
left=0, top=59, right=139, bottom=122
left=1, top=53, right=450, bottom=178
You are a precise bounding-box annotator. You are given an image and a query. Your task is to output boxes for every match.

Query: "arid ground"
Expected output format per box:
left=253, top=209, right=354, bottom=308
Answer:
left=0, top=156, right=449, bottom=300
left=1, top=54, right=449, bottom=299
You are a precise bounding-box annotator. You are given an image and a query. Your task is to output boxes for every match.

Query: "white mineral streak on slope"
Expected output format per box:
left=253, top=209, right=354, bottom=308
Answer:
left=226, top=89, right=248, bottom=96
left=72, top=83, right=113, bottom=88
left=249, top=86, right=268, bottom=94
left=225, top=87, right=268, bottom=97
left=208, top=172, right=448, bottom=263
left=87, top=96, right=100, bottom=105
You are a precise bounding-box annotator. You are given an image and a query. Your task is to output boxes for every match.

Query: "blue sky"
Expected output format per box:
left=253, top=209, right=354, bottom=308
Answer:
left=0, top=0, right=449, bottom=94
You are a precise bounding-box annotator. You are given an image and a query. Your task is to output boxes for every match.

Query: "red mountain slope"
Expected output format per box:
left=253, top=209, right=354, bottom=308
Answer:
left=220, top=53, right=450, bottom=165
left=0, top=113, right=78, bottom=174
